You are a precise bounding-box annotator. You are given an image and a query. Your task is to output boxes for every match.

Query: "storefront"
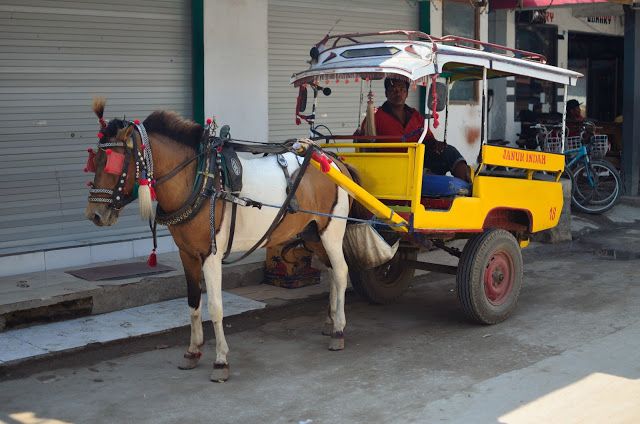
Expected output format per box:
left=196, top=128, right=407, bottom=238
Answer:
left=490, top=0, right=639, bottom=196
left=489, top=3, right=624, bottom=142
left=0, top=0, right=193, bottom=275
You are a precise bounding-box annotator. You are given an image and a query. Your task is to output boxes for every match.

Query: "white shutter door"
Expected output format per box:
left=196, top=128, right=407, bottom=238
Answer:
left=0, top=0, right=192, bottom=254
left=268, top=0, right=420, bottom=142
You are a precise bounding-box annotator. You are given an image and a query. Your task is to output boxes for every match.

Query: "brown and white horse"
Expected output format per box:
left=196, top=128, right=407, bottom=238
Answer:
left=84, top=98, right=356, bottom=382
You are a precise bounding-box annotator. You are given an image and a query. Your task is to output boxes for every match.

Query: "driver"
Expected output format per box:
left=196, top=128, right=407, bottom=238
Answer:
left=359, top=77, right=470, bottom=183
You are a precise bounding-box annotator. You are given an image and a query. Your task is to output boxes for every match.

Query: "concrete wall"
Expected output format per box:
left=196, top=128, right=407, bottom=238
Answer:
left=203, top=0, right=268, bottom=141
left=430, top=1, right=489, bottom=166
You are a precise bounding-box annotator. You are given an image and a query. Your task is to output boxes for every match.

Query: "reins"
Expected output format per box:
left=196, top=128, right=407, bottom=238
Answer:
left=154, top=151, right=205, bottom=187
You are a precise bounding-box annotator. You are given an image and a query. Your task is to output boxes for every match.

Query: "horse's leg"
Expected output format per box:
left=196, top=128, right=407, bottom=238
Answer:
left=202, top=252, right=230, bottom=382
left=177, top=250, right=204, bottom=370
left=319, top=212, right=350, bottom=351
left=322, top=305, right=334, bottom=336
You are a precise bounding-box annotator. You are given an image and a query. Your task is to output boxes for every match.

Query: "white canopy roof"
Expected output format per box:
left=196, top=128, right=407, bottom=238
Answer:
left=291, top=31, right=582, bottom=87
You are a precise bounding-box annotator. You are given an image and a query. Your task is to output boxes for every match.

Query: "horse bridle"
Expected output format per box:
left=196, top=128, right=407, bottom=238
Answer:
left=87, top=122, right=150, bottom=210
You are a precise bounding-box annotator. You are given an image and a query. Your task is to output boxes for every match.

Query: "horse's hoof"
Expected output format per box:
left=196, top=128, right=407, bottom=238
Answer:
left=177, top=351, right=201, bottom=370
left=328, top=332, right=345, bottom=351
left=210, top=362, right=230, bottom=382
left=321, top=323, right=333, bottom=336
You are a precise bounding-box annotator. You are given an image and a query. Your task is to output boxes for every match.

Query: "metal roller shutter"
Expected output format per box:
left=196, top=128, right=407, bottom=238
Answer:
left=0, top=0, right=192, bottom=254
left=268, top=0, right=419, bottom=142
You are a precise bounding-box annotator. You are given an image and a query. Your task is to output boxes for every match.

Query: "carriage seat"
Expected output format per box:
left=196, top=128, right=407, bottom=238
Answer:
left=421, top=174, right=471, bottom=198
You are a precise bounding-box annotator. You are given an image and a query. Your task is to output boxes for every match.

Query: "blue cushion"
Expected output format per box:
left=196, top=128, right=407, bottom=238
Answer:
left=421, top=174, right=471, bottom=197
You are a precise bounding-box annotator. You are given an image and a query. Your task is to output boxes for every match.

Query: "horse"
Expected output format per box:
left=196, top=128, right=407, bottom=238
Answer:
left=84, top=98, right=358, bottom=382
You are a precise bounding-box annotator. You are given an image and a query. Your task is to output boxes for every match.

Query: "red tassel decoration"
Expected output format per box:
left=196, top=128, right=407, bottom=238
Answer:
left=85, top=149, right=97, bottom=173
left=134, top=119, right=140, bottom=125
left=139, top=178, right=157, bottom=201
left=312, top=151, right=333, bottom=173
left=147, top=249, right=157, bottom=267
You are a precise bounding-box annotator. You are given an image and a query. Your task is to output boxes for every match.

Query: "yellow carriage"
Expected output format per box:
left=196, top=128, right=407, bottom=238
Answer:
left=291, top=31, right=582, bottom=324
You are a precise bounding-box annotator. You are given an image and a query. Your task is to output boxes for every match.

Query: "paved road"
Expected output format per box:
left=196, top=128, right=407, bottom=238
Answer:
left=1, top=249, right=639, bottom=424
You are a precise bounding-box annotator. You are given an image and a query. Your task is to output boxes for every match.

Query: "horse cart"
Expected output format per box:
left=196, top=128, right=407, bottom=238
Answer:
left=84, top=30, right=581, bottom=381
left=289, top=30, right=581, bottom=324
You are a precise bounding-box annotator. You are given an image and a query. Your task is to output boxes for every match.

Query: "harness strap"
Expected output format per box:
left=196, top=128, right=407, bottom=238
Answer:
left=154, top=152, right=204, bottom=187
left=221, top=146, right=314, bottom=265
left=155, top=146, right=216, bottom=226
left=223, top=202, right=238, bottom=261
left=209, top=150, right=224, bottom=255
left=276, top=154, right=299, bottom=212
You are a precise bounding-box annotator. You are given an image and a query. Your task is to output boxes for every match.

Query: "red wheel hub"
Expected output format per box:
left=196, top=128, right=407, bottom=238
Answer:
left=483, top=251, right=514, bottom=305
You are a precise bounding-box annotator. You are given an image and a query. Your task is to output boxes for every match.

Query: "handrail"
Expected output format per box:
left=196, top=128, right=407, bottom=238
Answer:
left=315, top=30, right=546, bottom=64
left=439, top=35, right=547, bottom=63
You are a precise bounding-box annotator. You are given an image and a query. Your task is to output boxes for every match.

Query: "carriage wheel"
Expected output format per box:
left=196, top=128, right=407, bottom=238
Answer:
left=349, top=247, right=417, bottom=304
left=456, top=229, right=523, bottom=324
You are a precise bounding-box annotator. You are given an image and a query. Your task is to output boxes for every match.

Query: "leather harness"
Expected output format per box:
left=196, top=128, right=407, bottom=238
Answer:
left=89, top=121, right=316, bottom=265
left=156, top=136, right=312, bottom=264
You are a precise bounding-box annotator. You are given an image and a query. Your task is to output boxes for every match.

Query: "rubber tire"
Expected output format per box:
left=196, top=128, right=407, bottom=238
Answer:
left=570, top=160, right=621, bottom=214
left=456, top=229, right=523, bottom=324
left=349, top=247, right=417, bottom=305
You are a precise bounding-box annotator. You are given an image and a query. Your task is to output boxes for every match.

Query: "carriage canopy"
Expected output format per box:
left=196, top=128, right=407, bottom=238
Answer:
left=290, top=30, right=582, bottom=87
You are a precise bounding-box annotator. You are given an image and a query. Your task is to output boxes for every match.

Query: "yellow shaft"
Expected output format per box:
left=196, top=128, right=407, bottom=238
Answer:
left=310, top=160, right=408, bottom=232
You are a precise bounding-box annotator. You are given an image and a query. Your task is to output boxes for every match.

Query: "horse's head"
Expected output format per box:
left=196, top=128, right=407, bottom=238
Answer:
left=84, top=97, right=140, bottom=226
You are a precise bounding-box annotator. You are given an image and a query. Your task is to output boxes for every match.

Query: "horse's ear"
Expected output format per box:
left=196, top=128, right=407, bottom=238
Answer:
left=117, top=125, right=134, bottom=144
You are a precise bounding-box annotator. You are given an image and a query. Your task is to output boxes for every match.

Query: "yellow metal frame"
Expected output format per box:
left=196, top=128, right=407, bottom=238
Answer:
left=315, top=142, right=564, bottom=235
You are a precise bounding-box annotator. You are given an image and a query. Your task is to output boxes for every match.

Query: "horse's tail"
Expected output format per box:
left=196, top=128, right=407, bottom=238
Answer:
left=92, top=96, right=107, bottom=128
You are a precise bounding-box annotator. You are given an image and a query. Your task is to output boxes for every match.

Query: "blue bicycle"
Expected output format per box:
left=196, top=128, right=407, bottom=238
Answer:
left=554, top=124, right=620, bottom=214
left=538, top=121, right=621, bottom=214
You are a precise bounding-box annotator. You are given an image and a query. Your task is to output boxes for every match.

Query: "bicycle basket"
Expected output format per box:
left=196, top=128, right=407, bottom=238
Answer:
left=543, top=136, right=562, bottom=153
left=590, top=135, right=610, bottom=159
left=566, top=136, right=582, bottom=151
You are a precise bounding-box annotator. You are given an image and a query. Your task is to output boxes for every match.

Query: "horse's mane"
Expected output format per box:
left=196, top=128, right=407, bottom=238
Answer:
left=143, top=111, right=204, bottom=150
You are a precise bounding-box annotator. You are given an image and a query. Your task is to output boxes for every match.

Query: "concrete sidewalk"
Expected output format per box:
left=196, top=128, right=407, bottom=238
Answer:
left=1, top=197, right=638, bottom=367
left=0, top=249, right=266, bottom=332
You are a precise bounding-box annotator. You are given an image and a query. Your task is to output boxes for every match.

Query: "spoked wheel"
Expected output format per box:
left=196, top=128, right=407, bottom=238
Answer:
left=571, top=159, right=621, bottom=214
left=349, top=247, right=417, bottom=304
left=456, top=229, right=523, bottom=324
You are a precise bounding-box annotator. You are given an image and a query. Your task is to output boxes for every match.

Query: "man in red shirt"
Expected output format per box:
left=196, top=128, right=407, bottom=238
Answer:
left=360, top=77, right=470, bottom=183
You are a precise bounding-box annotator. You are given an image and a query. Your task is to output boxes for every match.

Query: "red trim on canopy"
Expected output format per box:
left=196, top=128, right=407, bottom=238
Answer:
left=490, top=0, right=612, bottom=9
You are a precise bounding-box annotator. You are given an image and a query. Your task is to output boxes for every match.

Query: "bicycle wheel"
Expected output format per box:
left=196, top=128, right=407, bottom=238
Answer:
left=577, top=160, right=620, bottom=206
left=571, top=160, right=621, bottom=214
